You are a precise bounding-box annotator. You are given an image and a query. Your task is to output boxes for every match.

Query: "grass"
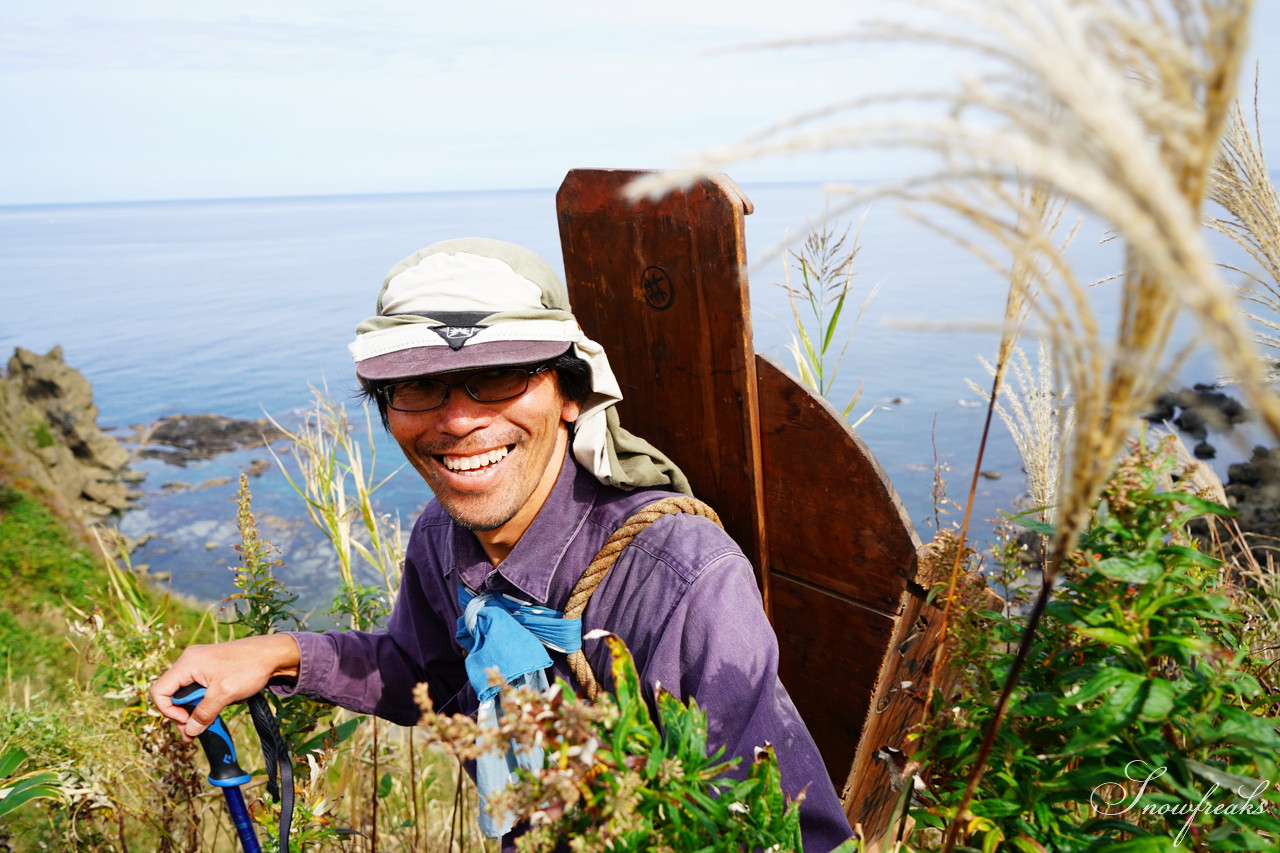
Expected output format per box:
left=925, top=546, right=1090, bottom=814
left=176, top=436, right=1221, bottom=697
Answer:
left=0, top=484, right=112, bottom=691
left=0, top=482, right=211, bottom=693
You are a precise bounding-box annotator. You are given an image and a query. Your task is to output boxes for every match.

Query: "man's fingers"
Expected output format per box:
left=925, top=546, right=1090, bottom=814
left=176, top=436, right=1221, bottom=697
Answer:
left=149, top=671, right=194, bottom=725
left=183, top=697, right=226, bottom=738
left=151, top=635, right=301, bottom=737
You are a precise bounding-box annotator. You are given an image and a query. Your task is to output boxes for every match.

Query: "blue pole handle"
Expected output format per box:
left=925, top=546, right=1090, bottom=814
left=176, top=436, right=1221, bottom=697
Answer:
left=172, top=684, right=253, bottom=787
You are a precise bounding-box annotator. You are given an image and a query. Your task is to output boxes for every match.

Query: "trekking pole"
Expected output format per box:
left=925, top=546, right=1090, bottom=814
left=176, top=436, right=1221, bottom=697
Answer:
left=172, top=683, right=263, bottom=853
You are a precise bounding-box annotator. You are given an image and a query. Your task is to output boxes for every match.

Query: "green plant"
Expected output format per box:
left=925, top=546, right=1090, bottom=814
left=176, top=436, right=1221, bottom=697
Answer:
left=223, top=473, right=302, bottom=638
left=910, top=438, right=1280, bottom=851
left=267, top=390, right=402, bottom=633
left=28, top=421, right=55, bottom=449
left=416, top=632, right=850, bottom=852
left=54, top=535, right=208, bottom=852
left=218, top=474, right=330, bottom=753
left=779, top=219, right=877, bottom=424
left=0, top=746, right=60, bottom=818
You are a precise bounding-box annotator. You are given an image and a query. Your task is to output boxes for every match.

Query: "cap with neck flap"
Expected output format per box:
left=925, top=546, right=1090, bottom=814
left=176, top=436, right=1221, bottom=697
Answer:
left=350, top=237, right=690, bottom=495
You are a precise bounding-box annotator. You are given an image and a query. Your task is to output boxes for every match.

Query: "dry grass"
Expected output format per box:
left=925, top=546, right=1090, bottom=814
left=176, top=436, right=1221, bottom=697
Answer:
left=968, top=340, right=1076, bottom=525
left=633, top=0, right=1272, bottom=577
left=630, top=1, right=1276, bottom=848
left=1208, top=79, right=1280, bottom=373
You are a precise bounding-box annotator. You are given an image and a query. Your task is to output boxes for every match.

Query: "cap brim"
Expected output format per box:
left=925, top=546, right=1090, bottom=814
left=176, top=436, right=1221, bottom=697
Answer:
left=355, top=340, right=573, bottom=381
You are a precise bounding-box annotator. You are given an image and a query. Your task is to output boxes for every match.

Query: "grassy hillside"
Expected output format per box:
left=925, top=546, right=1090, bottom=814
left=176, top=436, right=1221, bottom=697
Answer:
left=0, top=440, right=210, bottom=696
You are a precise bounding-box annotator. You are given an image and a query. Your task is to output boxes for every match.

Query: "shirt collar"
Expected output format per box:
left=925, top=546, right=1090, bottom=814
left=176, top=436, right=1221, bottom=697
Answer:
left=450, top=450, right=598, bottom=605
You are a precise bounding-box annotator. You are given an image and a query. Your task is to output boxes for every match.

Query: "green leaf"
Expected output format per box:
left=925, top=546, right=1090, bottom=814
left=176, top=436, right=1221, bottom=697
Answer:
left=0, top=773, right=61, bottom=818
left=1203, top=822, right=1274, bottom=849
left=822, top=290, right=848, bottom=354
left=1082, top=672, right=1145, bottom=735
left=971, top=798, right=1023, bottom=818
left=0, top=747, right=27, bottom=779
left=1010, top=515, right=1057, bottom=536
left=1092, top=556, right=1164, bottom=584
left=1151, top=491, right=1235, bottom=517
left=294, top=715, right=364, bottom=757
left=1184, top=760, right=1270, bottom=798
left=1139, top=678, right=1176, bottom=722
left=1073, top=666, right=1141, bottom=705
left=1156, top=544, right=1221, bottom=569
left=1215, top=706, right=1280, bottom=749
left=1097, top=837, right=1180, bottom=852
left=1076, top=626, right=1136, bottom=648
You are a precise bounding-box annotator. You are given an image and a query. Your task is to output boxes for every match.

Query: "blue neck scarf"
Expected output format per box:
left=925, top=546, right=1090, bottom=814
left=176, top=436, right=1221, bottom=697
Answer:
left=455, top=585, right=583, bottom=837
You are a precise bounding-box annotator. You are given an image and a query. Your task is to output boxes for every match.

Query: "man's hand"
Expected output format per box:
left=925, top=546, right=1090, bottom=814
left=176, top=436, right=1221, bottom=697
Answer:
left=150, top=634, right=301, bottom=739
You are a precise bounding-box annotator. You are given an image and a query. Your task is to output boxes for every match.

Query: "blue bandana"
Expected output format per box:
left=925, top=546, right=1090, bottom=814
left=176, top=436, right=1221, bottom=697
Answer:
left=455, top=585, right=584, bottom=837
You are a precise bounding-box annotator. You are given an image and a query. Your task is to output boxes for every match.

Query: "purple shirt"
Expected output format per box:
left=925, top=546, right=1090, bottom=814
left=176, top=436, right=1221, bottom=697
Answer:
left=284, top=453, right=853, bottom=852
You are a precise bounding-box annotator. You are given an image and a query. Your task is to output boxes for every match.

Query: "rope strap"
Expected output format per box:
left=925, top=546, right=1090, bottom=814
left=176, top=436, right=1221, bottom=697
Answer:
left=564, top=496, right=723, bottom=699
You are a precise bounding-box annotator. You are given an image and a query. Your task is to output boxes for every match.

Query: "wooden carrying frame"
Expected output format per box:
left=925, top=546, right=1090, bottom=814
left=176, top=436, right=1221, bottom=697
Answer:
left=556, top=169, right=951, bottom=843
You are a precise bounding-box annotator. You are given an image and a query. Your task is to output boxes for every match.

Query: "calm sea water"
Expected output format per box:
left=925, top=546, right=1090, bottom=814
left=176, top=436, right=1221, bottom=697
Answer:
left=0, top=183, right=1242, bottom=617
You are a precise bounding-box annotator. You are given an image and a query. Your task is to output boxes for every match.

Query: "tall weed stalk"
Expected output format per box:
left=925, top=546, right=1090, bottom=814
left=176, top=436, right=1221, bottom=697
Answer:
left=779, top=219, right=879, bottom=424
left=268, top=389, right=402, bottom=632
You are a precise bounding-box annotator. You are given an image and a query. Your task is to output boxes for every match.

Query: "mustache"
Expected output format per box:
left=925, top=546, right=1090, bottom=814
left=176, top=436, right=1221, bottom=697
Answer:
left=416, top=432, right=521, bottom=456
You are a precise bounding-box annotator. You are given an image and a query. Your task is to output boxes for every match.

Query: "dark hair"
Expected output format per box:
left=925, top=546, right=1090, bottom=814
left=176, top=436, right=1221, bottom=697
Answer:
left=358, top=349, right=593, bottom=431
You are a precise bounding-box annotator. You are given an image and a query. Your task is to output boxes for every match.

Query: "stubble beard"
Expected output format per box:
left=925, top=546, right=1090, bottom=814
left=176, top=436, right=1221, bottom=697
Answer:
left=416, top=430, right=536, bottom=532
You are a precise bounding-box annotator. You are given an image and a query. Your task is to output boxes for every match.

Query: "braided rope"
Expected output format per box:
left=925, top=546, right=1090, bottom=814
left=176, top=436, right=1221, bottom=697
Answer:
left=565, top=496, right=723, bottom=699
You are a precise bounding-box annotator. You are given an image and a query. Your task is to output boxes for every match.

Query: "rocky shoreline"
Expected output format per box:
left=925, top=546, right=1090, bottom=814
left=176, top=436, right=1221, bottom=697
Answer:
left=1, top=347, right=286, bottom=520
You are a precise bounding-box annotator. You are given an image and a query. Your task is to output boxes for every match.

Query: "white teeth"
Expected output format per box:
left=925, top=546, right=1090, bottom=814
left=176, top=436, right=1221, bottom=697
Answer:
left=442, top=446, right=509, bottom=472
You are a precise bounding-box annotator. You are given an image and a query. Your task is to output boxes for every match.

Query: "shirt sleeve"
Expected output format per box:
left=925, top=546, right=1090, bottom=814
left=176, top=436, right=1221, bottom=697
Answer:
left=273, top=536, right=471, bottom=726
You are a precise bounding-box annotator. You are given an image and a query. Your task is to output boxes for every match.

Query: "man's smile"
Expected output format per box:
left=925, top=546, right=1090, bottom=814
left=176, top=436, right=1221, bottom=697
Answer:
left=437, top=444, right=513, bottom=475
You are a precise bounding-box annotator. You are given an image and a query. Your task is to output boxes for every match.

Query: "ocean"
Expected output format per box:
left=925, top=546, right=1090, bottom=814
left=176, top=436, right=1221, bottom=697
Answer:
left=0, top=182, right=1244, bottom=619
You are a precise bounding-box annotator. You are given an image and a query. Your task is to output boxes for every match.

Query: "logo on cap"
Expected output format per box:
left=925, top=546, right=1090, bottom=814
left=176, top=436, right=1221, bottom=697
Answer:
left=430, top=325, right=484, bottom=350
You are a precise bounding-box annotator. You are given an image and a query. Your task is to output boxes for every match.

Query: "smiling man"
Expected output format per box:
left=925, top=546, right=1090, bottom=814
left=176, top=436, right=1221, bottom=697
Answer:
left=150, top=238, right=853, bottom=851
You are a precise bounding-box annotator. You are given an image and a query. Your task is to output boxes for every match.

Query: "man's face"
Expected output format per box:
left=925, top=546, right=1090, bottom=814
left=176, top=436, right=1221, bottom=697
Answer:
left=386, top=365, right=581, bottom=533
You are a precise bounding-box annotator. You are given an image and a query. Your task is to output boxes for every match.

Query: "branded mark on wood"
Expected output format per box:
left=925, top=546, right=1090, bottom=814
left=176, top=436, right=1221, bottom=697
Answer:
left=640, top=266, right=674, bottom=310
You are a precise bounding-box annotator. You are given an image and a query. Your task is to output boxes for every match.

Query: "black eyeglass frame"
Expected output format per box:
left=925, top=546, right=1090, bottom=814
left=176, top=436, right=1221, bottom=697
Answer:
left=377, top=362, right=556, bottom=413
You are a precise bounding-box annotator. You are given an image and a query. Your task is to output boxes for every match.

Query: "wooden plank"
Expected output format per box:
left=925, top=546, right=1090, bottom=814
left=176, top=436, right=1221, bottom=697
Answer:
left=770, top=574, right=897, bottom=785
left=756, top=354, right=923, bottom=792
left=556, top=169, right=769, bottom=594
left=557, top=171, right=962, bottom=849
left=840, top=578, right=939, bottom=845
left=756, top=356, right=920, bottom=612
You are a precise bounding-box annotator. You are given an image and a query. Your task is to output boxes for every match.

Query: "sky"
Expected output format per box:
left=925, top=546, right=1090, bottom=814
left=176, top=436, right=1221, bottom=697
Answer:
left=3, top=1, right=1280, bottom=205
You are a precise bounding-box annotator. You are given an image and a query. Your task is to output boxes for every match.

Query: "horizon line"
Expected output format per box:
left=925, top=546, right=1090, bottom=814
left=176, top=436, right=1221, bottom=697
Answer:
left=0, top=177, right=857, bottom=212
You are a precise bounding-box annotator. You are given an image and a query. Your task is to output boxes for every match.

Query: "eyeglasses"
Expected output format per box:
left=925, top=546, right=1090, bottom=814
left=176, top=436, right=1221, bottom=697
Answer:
left=379, top=363, right=554, bottom=413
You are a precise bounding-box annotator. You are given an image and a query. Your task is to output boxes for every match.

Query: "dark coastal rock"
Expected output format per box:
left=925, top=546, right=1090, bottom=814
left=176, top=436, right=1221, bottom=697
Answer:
left=1144, top=391, right=1181, bottom=423
left=1144, top=383, right=1247, bottom=435
left=131, top=414, right=286, bottom=465
left=1219, top=445, right=1280, bottom=558
left=1174, top=406, right=1208, bottom=440
left=0, top=346, right=137, bottom=518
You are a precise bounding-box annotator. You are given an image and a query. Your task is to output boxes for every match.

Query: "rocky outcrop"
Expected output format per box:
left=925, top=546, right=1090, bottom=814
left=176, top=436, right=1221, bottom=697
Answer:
left=1143, top=383, right=1248, bottom=459
left=129, top=414, right=285, bottom=466
left=1222, top=446, right=1280, bottom=551
left=0, top=346, right=138, bottom=518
